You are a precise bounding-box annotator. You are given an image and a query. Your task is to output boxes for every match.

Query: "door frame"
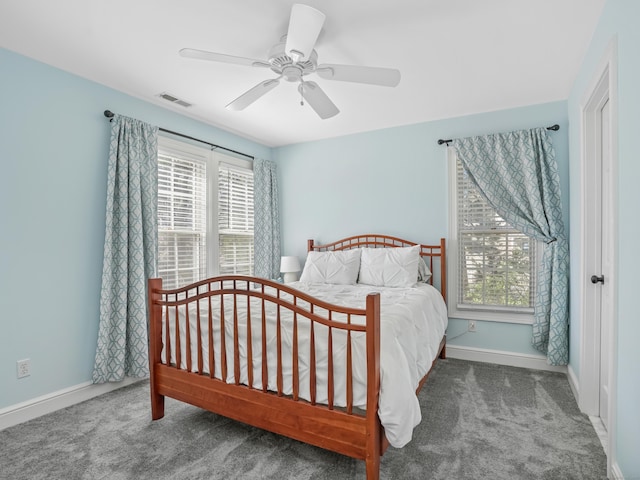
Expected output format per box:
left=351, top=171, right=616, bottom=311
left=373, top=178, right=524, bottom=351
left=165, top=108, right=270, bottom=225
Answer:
left=578, top=37, right=618, bottom=475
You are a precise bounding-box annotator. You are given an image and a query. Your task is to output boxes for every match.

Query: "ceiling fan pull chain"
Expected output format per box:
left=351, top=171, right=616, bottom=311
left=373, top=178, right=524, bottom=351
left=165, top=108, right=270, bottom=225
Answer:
left=299, top=80, right=305, bottom=106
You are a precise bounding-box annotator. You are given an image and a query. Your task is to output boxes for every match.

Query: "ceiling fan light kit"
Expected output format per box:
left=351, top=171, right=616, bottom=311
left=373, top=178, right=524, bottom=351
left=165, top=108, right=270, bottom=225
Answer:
left=180, top=3, right=401, bottom=119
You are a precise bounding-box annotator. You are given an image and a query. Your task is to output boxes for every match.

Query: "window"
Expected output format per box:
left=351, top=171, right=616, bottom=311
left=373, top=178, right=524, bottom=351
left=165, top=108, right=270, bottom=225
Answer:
left=448, top=148, right=537, bottom=323
left=218, top=163, right=254, bottom=275
left=157, top=137, right=253, bottom=289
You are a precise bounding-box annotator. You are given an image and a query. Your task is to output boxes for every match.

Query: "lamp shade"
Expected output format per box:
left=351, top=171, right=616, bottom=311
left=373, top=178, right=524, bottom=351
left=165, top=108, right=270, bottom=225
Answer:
left=280, top=256, right=301, bottom=273
left=280, top=256, right=301, bottom=283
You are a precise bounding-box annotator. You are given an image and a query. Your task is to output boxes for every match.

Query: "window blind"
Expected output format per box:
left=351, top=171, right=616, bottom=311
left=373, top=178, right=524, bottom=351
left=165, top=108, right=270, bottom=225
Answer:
left=456, top=159, right=536, bottom=309
left=218, top=163, right=254, bottom=275
left=158, top=152, right=207, bottom=289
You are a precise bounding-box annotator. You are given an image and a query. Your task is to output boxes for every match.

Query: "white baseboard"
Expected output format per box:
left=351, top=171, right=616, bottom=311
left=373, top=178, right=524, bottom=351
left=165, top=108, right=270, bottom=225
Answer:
left=610, top=461, right=624, bottom=479
left=589, top=415, right=608, bottom=453
left=567, top=364, right=580, bottom=404
left=446, top=344, right=568, bottom=373
left=0, top=377, right=144, bottom=431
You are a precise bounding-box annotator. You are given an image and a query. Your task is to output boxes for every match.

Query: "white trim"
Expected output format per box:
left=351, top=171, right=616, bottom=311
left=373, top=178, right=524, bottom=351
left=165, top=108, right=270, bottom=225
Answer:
left=449, top=309, right=534, bottom=325
left=577, top=37, right=618, bottom=479
left=446, top=344, right=567, bottom=373
left=610, top=461, right=624, bottom=480
left=589, top=415, right=608, bottom=453
left=567, top=363, right=580, bottom=404
left=606, top=36, right=619, bottom=480
left=0, top=378, right=143, bottom=431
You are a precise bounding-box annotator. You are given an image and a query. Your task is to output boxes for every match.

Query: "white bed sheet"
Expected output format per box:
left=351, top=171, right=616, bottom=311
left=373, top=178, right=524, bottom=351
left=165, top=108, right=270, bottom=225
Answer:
left=161, top=282, right=448, bottom=448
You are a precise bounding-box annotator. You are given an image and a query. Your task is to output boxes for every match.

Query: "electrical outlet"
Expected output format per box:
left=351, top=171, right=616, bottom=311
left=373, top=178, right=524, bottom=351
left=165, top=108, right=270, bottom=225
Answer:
left=468, top=321, right=477, bottom=333
left=17, top=359, right=31, bottom=379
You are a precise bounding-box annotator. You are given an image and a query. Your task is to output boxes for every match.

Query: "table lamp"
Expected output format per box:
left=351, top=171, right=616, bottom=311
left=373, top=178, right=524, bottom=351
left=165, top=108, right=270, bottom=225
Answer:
left=280, top=256, right=301, bottom=283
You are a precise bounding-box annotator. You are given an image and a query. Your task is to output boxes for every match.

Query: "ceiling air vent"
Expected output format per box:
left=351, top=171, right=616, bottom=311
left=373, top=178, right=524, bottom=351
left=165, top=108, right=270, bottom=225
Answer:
left=157, top=92, right=192, bottom=108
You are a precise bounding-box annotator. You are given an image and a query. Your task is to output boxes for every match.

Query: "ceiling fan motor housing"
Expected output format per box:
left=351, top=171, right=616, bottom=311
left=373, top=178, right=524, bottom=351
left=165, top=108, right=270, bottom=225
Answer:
left=268, top=41, right=317, bottom=81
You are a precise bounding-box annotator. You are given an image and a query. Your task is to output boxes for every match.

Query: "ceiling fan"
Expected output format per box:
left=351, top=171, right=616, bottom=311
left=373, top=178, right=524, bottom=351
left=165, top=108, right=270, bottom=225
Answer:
left=179, top=4, right=401, bottom=119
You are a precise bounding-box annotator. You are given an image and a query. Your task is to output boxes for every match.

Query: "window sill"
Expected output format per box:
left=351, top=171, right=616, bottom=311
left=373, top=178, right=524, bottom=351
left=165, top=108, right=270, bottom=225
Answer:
left=448, top=306, right=534, bottom=325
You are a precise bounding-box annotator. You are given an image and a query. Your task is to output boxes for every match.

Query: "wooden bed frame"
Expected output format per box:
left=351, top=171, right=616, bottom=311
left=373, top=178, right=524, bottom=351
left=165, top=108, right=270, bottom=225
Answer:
left=147, top=234, right=447, bottom=480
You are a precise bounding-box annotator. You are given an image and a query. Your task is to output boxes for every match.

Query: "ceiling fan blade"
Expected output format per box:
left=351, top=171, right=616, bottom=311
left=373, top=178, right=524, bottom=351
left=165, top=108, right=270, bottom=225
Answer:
left=285, top=4, right=325, bottom=61
left=179, top=48, right=270, bottom=68
left=317, top=64, right=401, bottom=87
left=298, top=81, right=339, bottom=119
left=226, top=79, right=280, bottom=111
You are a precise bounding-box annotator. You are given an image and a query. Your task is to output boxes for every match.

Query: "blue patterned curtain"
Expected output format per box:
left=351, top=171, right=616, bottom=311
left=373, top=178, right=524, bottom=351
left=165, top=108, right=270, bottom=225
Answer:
left=92, top=115, right=158, bottom=382
left=253, top=159, right=281, bottom=279
left=453, top=128, right=569, bottom=365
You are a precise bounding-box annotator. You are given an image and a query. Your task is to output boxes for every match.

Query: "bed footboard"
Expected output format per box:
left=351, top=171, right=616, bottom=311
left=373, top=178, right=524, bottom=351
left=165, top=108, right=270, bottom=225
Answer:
left=147, top=276, right=382, bottom=477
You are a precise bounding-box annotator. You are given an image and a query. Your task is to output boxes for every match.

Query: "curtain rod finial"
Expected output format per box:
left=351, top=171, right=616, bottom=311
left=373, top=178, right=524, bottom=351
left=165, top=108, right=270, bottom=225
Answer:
left=104, top=110, right=114, bottom=118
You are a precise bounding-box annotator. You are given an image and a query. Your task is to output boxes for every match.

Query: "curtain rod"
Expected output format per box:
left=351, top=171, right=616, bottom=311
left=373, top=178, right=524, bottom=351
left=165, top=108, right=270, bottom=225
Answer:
left=437, top=124, right=560, bottom=146
left=103, top=110, right=254, bottom=160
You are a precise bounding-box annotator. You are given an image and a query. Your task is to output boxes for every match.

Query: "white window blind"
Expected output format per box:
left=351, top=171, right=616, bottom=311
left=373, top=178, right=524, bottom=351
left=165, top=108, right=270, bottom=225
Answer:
left=157, top=137, right=254, bottom=289
left=455, top=154, right=536, bottom=312
left=157, top=152, right=207, bottom=289
left=218, top=163, right=254, bottom=275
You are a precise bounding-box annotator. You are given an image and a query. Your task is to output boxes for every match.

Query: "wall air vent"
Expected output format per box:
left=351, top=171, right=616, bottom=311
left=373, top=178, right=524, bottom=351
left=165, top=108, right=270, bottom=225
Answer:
left=157, top=92, right=192, bottom=108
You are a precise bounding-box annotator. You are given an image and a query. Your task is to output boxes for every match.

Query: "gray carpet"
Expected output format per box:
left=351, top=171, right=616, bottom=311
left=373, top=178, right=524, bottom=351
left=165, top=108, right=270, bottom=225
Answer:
left=0, top=359, right=607, bottom=480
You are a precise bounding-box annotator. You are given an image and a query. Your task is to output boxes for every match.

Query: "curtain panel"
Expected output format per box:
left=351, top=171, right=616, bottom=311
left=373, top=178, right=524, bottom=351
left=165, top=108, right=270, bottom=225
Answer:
left=92, top=115, right=158, bottom=383
left=453, top=128, right=569, bottom=365
left=253, top=159, right=281, bottom=280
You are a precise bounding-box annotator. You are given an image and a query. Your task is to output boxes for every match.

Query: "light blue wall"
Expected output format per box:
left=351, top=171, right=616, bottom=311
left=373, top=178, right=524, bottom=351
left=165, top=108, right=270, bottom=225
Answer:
left=567, top=0, right=640, bottom=477
left=274, top=101, right=569, bottom=358
left=0, top=48, right=271, bottom=409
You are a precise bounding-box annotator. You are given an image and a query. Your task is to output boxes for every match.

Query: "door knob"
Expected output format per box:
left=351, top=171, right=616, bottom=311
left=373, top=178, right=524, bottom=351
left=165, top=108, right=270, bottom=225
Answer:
left=591, top=275, right=605, bottom=284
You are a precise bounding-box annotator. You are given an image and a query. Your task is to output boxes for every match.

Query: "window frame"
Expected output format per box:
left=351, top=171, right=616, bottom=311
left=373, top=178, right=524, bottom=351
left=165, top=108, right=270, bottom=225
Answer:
left=447, top=147, right=537, bottom=325
left=157, top=136, right=253, bottom=288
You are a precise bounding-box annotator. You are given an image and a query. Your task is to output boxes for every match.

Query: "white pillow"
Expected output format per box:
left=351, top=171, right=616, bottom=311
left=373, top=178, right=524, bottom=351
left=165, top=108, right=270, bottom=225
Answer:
left=358, top=245, right=421, bottom=288
left=417, top=256, right=432, bottom=282
left=299, top=249, right=361, bottom=285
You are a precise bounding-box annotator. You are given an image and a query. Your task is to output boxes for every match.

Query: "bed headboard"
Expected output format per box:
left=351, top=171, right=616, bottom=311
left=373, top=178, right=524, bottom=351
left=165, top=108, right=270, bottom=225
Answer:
left=307, top=234, right=447, bottom=303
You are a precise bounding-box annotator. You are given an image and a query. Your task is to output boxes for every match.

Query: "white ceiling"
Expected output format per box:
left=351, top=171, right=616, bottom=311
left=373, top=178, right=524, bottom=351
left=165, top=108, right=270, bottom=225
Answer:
left=0, top=0, right=605, bottom=147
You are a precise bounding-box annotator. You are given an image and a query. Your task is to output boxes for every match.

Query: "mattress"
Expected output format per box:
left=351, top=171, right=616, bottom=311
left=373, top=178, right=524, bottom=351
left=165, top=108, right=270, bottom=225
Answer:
left=161, top=281, right=448, bottom=448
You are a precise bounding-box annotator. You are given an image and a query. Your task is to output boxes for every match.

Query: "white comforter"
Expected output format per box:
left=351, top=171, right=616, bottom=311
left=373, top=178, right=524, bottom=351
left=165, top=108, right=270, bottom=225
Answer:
left=162, top=282, right=448, bottom=448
